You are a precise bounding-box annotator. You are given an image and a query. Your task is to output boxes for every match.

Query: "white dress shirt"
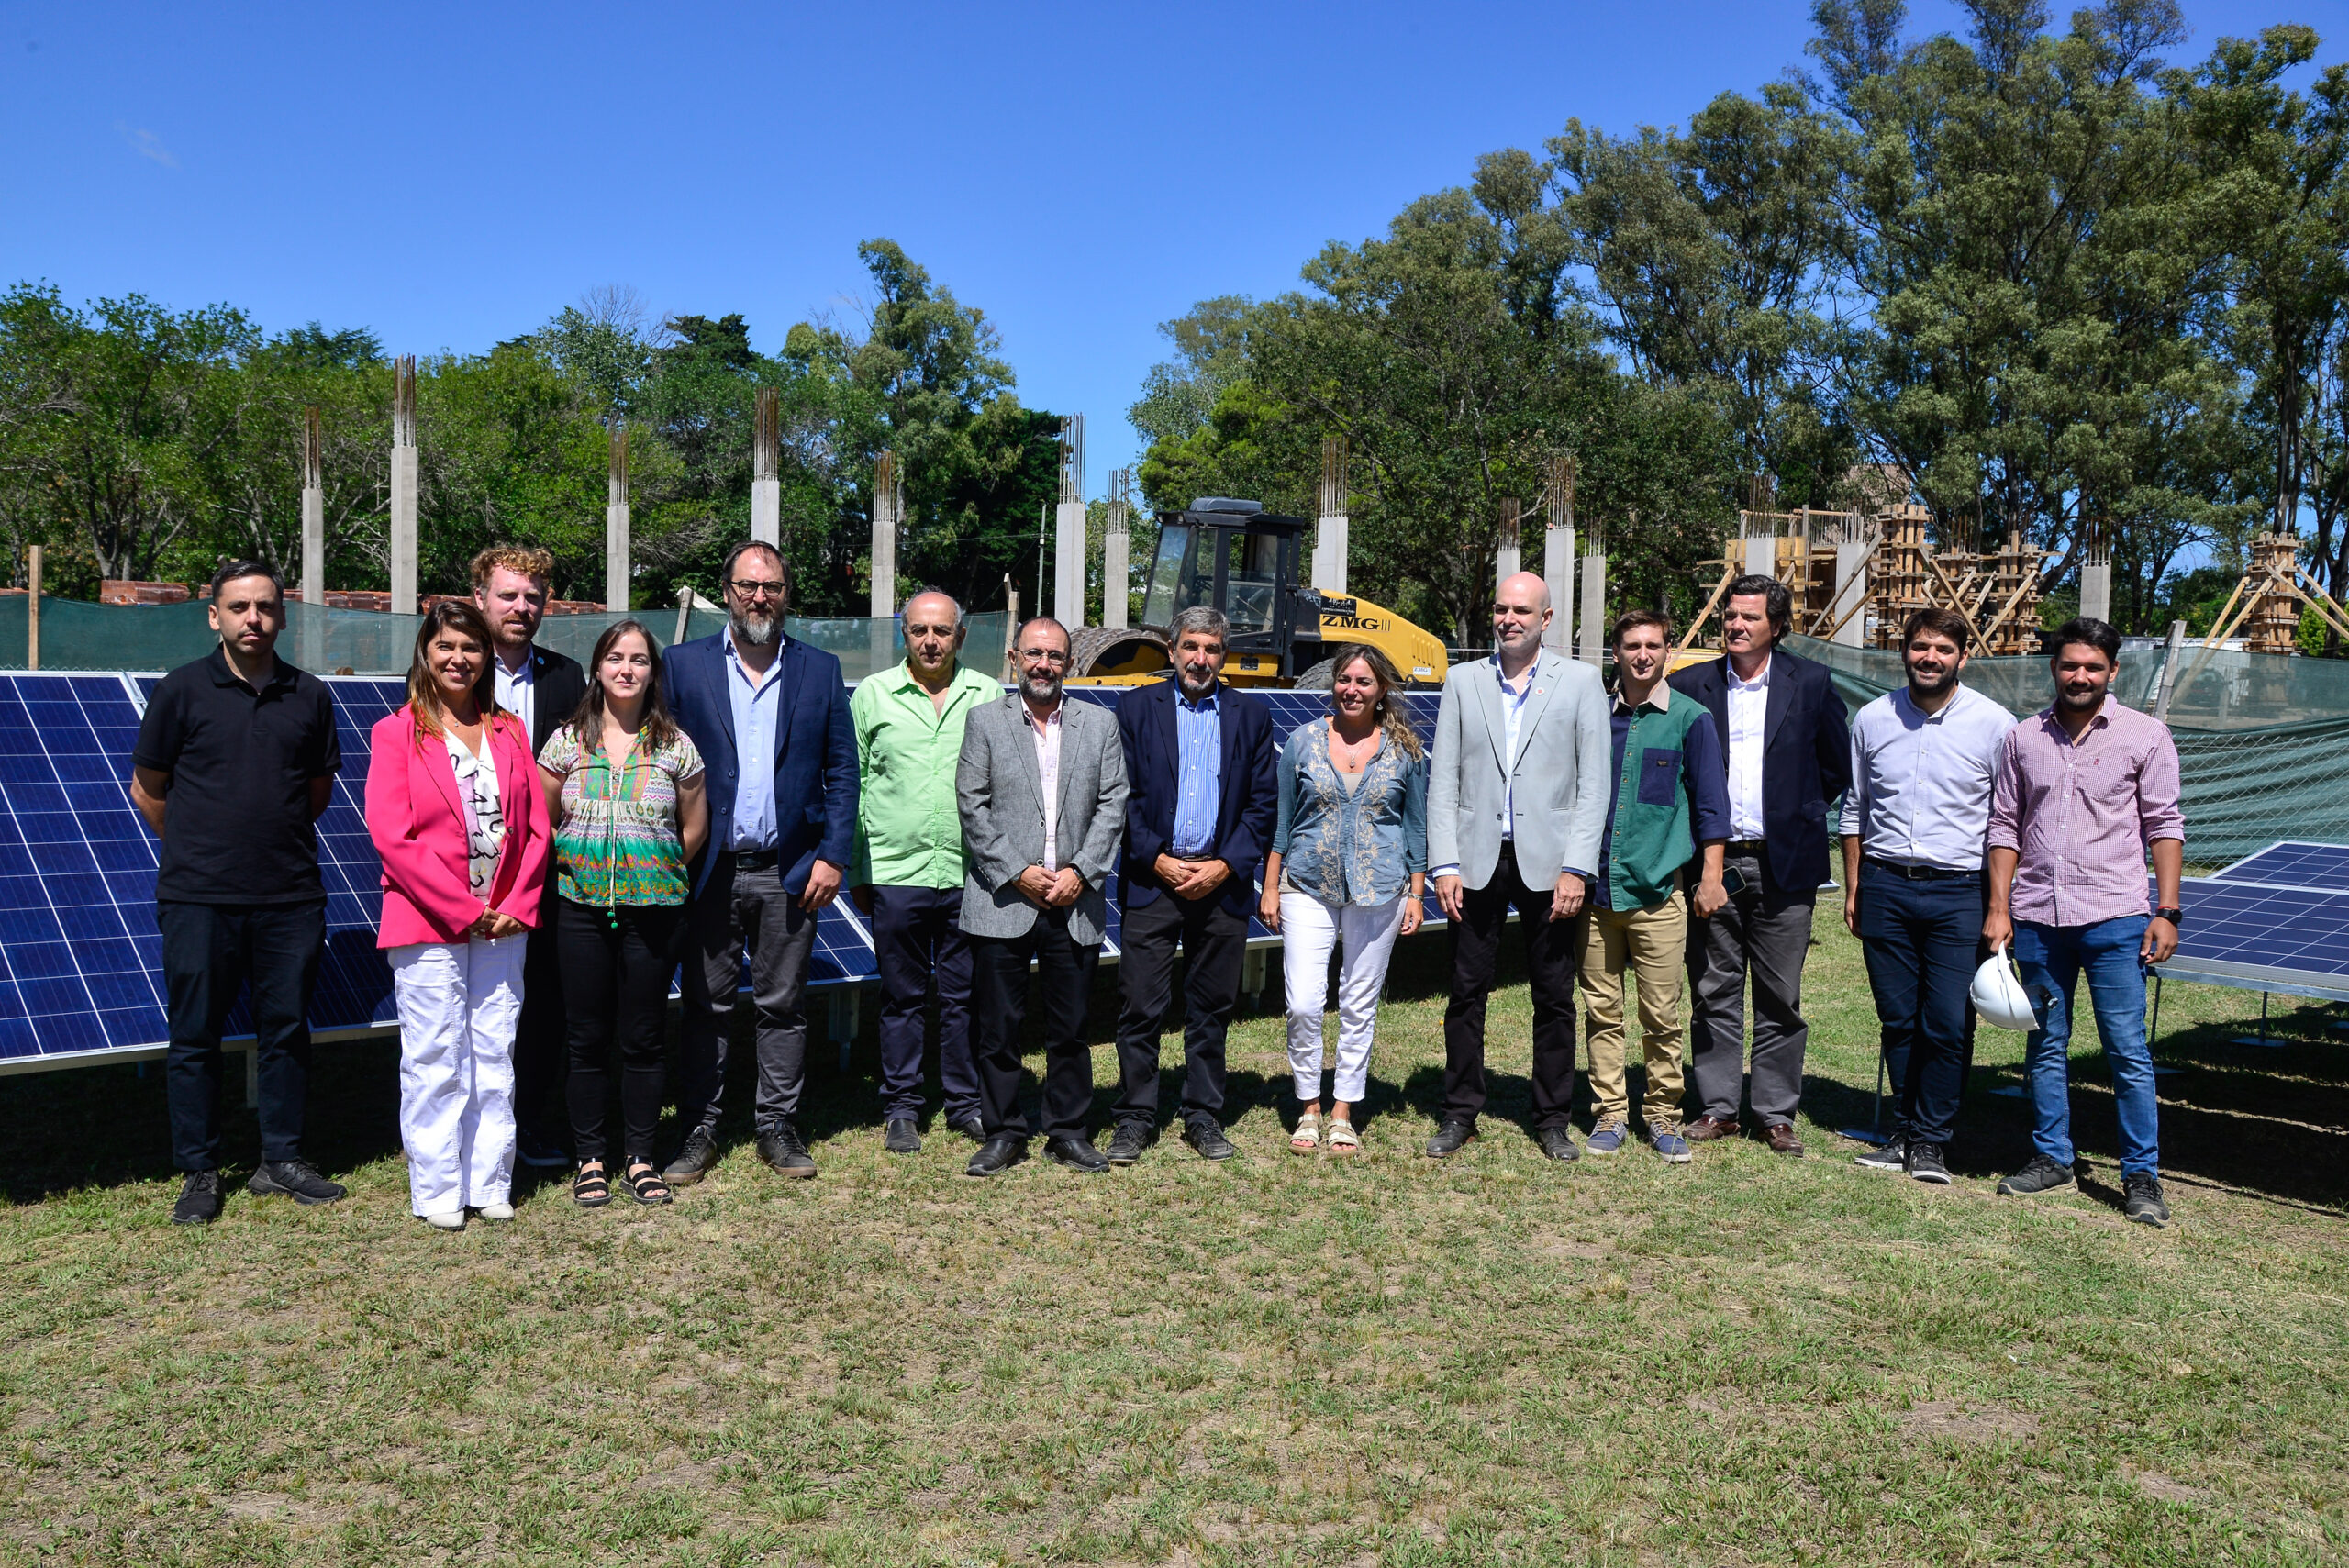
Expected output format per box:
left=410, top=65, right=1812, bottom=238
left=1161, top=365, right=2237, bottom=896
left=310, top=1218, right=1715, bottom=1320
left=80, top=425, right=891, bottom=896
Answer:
left=1839, top=683, right=2014, bottom=871
left=1022, top=699, right=1063, bottom=871
left=493, top=649, right=535, bottom=741
left=1725, top=653, right=1771, bottom=840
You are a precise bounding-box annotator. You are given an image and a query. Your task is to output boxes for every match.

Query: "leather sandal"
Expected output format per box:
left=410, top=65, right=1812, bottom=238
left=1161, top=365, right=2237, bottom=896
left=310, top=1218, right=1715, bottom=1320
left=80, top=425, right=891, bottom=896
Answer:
left=572, top=1161, right=610, bottom=1208
left=1325, top=1118, right=1361, bottom=1155
left=1290, top=1112, right=1321, bottom=1154
left=625, top=1161, right=673, bottom=1207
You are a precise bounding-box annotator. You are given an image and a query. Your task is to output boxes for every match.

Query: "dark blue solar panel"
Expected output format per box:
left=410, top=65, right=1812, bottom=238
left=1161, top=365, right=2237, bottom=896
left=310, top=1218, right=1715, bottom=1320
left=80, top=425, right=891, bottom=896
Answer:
left=2164, top=876, right=2349, bottom=1002
left=2212, top=841, right=2349, bottom=892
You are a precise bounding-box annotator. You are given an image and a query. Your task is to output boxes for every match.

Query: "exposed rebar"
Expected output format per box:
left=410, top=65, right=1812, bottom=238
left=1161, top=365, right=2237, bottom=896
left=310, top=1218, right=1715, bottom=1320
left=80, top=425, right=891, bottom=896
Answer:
left=754, top=387, right=780, bottom=482
left=392, top=357, right=417, bottom=448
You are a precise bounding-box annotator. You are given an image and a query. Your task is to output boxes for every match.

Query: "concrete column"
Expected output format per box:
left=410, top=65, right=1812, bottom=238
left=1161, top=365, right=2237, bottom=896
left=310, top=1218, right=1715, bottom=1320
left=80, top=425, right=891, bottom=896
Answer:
left=2079, top=562, right=2111, bottom=625
left=1544, top=454, right=1576, bottom=655
left=1053, top=415, right=1085, bottom=626
left=751, top=387, right=781, bottom=549
left=1832, top=540, right=1870, bottom=648
left=605, top=426, right=630, bottom=612
left=1578, top=550, right=1606, bottom=667
left=388, top=356, right=417, bottom=616
left=870, top=451, right=898, bottom=621
left=1314, top=436, right=1348, bottom=594
left=1104, top=469, right=1130, bottom=629
left=1494, top=497, right=1521, bottom=593
left=299, top=406, right=326, bottom=670
left=1742, top=533, right=1776, bottom=581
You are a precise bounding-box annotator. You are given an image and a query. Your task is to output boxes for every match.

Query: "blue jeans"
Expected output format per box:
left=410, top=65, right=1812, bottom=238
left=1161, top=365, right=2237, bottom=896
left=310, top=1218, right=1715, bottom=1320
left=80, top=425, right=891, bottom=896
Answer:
left=1855, top=863, right=1984, bottom=1147
left=2013, top=916, right=2160, bottom=1176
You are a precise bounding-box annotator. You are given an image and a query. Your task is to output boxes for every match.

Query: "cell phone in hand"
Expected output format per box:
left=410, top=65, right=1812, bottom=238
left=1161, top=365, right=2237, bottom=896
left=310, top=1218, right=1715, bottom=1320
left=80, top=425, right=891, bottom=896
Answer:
left=1719, top=866, right=1747, bottom=898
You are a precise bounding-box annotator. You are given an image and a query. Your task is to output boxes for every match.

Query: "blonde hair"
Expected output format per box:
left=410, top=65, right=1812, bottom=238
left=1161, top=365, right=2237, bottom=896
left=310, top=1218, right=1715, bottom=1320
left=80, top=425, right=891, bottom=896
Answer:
left=470, top=544, right=554, bottom=590
left=1329, top=643, right=1422, bottom=761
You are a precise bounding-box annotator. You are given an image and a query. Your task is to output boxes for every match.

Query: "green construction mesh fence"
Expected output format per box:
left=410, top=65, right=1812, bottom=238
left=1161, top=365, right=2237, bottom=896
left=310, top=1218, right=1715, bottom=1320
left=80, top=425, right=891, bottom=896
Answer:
left=0, top=596, right=1014, bottom=688
left=1787, top=635, right=2349, bottom=864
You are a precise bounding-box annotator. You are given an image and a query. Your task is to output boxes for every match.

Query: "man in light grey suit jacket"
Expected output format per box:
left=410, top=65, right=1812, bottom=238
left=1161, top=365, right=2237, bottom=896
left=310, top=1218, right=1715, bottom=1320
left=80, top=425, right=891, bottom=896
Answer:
left=956, top=617, right=1130, bottom=1177
left=1425, top=572, right=1610, bottom=1160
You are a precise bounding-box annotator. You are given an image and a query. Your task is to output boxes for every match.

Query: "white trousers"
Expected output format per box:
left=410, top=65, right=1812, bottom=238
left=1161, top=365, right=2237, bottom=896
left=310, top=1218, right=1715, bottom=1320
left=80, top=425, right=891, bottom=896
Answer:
left=1279, top=893, right=1406, bottom=1104
left=391, top=935, right=526, bottom=1217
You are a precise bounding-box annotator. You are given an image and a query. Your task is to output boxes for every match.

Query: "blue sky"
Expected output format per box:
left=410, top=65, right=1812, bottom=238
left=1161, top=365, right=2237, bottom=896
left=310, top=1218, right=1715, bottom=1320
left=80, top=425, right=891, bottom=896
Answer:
left=4, top=0, right=2343, bottom=491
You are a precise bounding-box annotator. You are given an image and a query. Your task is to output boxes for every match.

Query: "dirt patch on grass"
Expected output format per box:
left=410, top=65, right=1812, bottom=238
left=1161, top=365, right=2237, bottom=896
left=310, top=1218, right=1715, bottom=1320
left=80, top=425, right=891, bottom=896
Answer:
left=1898, top=1400, right=2041, bottom=1443
left=2124, top=1464, right=2210, bottom=1505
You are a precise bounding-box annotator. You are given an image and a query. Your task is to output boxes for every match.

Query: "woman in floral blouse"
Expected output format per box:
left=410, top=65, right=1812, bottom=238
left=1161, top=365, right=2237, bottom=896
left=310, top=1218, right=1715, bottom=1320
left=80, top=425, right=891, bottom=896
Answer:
left=1260, top=644, right=1427, bottom=1153
left=539, top=620, right=707, bottom=1207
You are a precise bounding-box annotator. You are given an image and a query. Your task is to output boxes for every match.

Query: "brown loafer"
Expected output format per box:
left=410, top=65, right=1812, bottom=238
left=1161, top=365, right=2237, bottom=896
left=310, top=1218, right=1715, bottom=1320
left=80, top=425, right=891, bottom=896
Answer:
left=1763, top=1122, right=1805, bottom=1157
left=1684, top=1114, right=1740, bottom=1142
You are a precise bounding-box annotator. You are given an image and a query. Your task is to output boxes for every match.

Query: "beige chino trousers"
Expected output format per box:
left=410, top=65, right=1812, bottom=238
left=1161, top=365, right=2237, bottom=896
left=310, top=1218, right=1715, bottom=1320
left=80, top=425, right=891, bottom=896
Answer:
left=1576, top=890, right=1687, bottom=1129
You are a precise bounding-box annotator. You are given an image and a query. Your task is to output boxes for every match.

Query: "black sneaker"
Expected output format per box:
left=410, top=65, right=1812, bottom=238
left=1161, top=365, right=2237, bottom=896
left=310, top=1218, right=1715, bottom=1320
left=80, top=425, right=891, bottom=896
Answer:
left=1183, top=1118, right=1238, bottom=1161
left=663, top=1126, right=720, bottom=1186
left=246, top=1160, right=346, bottom=1206
left=1104, top=1121, right=1155, bottom=1166
left=1906, top=1141, right=1952, bottom=1184
left=756, top=1121, right=818, bottom=1179
left=884, top=1118, right=921, bottom=1154
left=2122, top=1173, right=2171, bottom=1228
left=1997, top=1153, right=2077, bottom=1196
left=1854, top=1138, right=1909, bottom=1172
left=172, top=1170, right=223, bottom=1226
left=1424, top=1119, right=1476, bottom=1158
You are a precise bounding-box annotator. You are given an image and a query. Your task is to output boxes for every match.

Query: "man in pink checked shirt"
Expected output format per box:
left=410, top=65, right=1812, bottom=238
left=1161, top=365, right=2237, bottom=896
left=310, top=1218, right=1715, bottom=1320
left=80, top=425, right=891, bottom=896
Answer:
left=1983, top=617, right=2185, bottom=1228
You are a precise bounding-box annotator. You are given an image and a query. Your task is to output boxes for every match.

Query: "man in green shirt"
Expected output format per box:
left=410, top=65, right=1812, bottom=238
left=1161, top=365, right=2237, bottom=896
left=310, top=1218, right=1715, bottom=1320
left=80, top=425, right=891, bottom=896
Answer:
left=852, top=590, right=1006, bottom=1153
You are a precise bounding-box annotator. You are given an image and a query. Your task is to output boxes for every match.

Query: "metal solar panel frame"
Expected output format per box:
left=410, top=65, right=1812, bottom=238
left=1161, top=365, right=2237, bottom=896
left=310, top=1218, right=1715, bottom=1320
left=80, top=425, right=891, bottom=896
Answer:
left=2209, top=840, right=2349, bottom=890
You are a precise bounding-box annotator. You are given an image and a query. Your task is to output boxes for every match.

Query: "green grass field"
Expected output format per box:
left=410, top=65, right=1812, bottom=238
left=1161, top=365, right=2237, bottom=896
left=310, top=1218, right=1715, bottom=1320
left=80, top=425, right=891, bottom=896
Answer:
left=3, top=913, right=2345, bottom=1567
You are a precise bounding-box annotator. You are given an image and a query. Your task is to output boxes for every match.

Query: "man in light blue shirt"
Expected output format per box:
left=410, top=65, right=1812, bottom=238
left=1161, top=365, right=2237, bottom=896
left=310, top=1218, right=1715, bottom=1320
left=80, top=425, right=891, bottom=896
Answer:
left=728, top=623, right=782, bottom=852
left=1838, top=606, right=2015, bottom=1180
left=1171, top=686, right=1221, bottom=855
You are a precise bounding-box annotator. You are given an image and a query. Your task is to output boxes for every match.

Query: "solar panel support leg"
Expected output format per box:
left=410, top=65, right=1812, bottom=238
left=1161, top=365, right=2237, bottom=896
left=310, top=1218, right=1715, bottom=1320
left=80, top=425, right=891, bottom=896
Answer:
left=2232, top=990, right=2286, bottom=1048
left=1837, top=1051, right=1889, bottom=1145
left=2147, top=973, right=2180, bottom=1077
left=831, top=987, right=861, bottom=1073
left=1242, top=948, right=1266, bottom=1011
left=243, top=1045, right=260, bottom=1110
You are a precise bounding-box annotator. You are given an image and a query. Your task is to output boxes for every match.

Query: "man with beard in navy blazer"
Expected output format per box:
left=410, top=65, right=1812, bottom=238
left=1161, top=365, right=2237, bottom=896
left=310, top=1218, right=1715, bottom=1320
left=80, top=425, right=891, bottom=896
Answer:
left=1105, top=606, right=1278, bottom=1164
left=661, top=541, right=857, bottom=1185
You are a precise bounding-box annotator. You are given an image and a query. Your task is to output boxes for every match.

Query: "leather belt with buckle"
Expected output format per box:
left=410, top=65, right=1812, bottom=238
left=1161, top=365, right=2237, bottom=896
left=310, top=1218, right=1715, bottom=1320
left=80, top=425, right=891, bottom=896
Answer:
left=730, top=850, right=780, bottom=873
left=1864, top=857, right=1980, bottom=882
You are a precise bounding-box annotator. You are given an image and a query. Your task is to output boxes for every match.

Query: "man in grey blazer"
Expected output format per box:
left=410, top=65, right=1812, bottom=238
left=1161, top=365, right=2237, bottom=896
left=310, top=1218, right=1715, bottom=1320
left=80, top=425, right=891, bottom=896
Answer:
left=1426, top=572, right=1610, bottom=1160
left=956, top=617, right=1130, bottom=1177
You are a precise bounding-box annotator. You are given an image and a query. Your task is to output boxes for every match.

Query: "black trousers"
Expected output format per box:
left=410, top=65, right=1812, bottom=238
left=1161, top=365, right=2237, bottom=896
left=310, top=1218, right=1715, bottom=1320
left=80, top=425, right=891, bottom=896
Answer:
left=677, top=857, right=818, bottom=1136
left=558, top=896, right=685, bottom=1163
left=511, top=885, right=566, bottom=1142
left=1113, top=890, right=1246, bottom=1129
left=971, top=909, right=1099, bottom=1141
left=1855, top=862, right=1985, bottom=1147
left=1442, top=843, right=1580, bottom=1129
left=871, top=884, right=979, bottom=1124
left=157, top=899, right=325, bottom=1172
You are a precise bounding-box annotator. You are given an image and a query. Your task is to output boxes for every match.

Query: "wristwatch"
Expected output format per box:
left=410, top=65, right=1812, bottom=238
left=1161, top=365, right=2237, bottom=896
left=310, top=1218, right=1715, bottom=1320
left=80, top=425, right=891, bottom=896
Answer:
left=2153, top=906, right=2184, bottom=928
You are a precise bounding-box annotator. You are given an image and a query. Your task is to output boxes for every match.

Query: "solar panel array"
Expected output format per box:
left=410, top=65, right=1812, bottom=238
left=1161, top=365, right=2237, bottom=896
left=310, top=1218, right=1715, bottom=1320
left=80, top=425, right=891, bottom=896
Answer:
left=0, top=674, right=1452, bottom=1070
left=2168, top=840, right=2349, bottom=1003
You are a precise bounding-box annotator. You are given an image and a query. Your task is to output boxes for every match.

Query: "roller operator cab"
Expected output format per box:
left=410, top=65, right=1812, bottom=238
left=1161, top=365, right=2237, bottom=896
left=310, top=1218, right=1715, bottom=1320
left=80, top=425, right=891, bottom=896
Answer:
left=1066, top=497, right=1449, bottom=689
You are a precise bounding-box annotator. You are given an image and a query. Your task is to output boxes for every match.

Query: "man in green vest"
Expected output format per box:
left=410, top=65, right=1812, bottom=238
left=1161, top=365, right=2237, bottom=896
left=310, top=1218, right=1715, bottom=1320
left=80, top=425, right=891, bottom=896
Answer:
left=1581, top=610, right=1731, bottom=1162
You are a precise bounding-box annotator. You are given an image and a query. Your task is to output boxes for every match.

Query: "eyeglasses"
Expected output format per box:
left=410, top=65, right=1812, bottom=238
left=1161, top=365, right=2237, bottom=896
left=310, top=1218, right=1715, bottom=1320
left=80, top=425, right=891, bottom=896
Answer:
left=729, top=579, right=786, bottom=599
left=1019, top=649, right=1070, bottom=666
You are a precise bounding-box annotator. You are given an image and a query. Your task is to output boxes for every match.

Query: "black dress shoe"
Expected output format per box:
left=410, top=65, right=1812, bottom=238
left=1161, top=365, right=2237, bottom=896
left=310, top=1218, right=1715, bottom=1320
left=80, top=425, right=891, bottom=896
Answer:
left=1104, top=1121, right=1155, bottom=1165
left=1183, top=1118, right=1237, bottom=1161
left=1044, top=1136, right=1108, bottom=1173
left=949, top=1114, right=987, bottom=1144
left=663, top=1126, right=720, bottom=1185
left=1538, top=1126, right=1581, bottom=1162
left=172, top=1170, right=222, bottom=1226
left=246, top=1159, right=346, bottom=1205
left=884, top=1118, right=921, bottom=1154
left=1424, top=1119, right=1476, bottom=1158
left=757, top=1121, right=818, bottom=1179
left=965, top=1135, right=1027, bottom=1177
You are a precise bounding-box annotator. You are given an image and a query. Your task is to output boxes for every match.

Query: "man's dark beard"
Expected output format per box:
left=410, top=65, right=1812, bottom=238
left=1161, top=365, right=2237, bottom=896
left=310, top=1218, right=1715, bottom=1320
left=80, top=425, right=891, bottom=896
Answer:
left=1906, top=661, right=1957, bottom=699
left=2056, top=683, right=2105, bottom=711
left=730, top=608, right=780, bottom=647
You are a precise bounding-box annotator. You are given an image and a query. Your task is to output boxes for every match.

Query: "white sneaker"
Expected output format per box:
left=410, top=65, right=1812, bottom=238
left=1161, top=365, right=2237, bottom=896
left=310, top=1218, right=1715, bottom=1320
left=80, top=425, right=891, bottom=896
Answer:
left=420, top=1209, right=465, bottom=1231
left=475, top=1202, right=515, bottom=1221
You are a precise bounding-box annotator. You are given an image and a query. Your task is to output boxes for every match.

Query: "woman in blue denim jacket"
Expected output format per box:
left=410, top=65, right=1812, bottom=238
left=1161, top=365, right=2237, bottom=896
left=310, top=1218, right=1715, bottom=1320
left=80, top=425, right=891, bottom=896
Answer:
left=1260, top=644, right=1427, bottom=1154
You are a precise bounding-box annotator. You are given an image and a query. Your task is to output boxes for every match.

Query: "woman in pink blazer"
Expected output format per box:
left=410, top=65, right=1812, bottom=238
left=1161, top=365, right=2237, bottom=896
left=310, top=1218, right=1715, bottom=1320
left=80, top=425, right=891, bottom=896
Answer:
left=365, top=600, right=551, bottom=1230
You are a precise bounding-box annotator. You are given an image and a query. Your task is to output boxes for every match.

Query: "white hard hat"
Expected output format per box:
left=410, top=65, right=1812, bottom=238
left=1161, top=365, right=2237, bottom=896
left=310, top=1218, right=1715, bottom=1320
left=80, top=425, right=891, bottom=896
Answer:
left=1970, top=945, right=2039, bottom=1032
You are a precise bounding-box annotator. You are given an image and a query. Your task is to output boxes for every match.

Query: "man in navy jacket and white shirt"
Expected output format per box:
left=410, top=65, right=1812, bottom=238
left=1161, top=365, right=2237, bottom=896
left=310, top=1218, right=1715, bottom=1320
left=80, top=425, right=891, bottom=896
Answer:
left=1425, top=572, right=1610, bottom=1161
left=1667, top=573, right=1851, bottom=1155
left=661, top=541, right=857, bottom=1184
left=1106, top=606, right=1278, bottom=1164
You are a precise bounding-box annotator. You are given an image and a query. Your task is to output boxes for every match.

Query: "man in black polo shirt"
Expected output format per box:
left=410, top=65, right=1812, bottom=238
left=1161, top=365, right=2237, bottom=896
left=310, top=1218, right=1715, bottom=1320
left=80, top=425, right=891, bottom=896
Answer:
left=131, top=561, right=347, bottom=1225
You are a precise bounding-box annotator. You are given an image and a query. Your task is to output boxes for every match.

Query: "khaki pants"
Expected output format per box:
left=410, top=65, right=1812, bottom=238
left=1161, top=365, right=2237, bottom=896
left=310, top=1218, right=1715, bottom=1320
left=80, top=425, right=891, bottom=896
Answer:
left=1577, top=892, right=1687, bottom=1128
